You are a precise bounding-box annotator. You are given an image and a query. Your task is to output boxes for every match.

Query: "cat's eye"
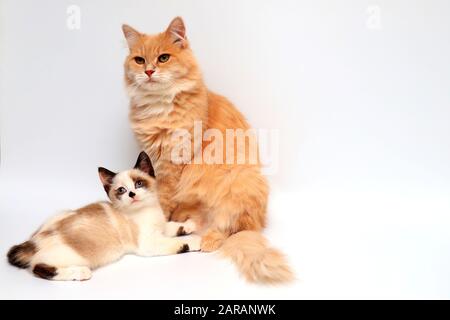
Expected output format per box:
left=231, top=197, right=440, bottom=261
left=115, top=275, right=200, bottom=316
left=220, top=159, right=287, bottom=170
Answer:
left=158, top=54, right=170, bottom=63
left=117, top=187, right=127, bottom=194
left=134, top=56, right=145, bottom=65
left=135, top=180, right=144, bottom=188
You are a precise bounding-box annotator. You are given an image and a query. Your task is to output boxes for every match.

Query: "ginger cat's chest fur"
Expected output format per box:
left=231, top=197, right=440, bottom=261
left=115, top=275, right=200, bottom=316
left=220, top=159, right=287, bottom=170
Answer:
left=129, top=85, right=207, bottom=166
left=130, top=89, right=251, bottom=167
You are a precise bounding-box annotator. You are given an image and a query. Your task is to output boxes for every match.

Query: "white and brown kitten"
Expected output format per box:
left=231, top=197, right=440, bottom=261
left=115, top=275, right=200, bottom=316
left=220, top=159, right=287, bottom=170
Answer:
left=7, top=152, right=200, bottom=281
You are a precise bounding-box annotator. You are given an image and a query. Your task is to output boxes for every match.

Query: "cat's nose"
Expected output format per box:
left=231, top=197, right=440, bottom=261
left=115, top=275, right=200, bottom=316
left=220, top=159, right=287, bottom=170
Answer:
left=129, top=191, right=136, bottom=198
left=145, top=70, right=154, bottom=78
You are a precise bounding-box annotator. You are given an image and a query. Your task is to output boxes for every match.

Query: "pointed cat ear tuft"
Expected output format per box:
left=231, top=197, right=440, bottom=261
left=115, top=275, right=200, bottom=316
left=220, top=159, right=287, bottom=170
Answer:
left=166, top=17, right=187, bottom=48
left=134, top=151, right=155, bottom=178
left=122, top=24, right=141, bottom=48
left=98, top=167, right=116, bottom=194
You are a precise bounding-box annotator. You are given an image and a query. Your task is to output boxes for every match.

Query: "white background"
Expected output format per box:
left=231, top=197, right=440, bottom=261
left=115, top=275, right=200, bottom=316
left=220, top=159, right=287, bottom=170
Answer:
left=1, top=0, right=450, bottom=299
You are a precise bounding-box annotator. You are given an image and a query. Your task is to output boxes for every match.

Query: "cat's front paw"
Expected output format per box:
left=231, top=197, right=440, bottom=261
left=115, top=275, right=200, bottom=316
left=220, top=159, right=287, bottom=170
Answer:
left=176, top=219, right=197, bottom=236
left=183, top=219, right=197, bottom=234
left=200, top=231, right=225, bottom=252
left=177, top=244, right=190, bottom=254
left=185, top=235, right=201, bottom=252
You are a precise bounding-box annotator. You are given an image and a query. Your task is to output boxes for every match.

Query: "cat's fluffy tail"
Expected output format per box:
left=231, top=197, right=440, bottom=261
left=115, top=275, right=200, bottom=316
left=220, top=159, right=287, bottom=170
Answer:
left=220, top=231, right=294, bottom=284
left=7, top=241, right=37, bottom=269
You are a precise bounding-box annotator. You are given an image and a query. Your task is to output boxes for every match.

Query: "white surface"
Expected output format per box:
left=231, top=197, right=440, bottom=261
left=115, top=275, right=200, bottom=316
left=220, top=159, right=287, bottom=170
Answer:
left=1, top=0, right=450, bottom=299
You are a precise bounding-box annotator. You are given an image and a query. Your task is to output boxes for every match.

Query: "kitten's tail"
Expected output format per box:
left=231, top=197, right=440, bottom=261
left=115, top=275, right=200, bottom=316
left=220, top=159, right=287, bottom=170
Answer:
left=7, top=241, right=37, bottom=269
left=220, top=231, right=294, bottom=284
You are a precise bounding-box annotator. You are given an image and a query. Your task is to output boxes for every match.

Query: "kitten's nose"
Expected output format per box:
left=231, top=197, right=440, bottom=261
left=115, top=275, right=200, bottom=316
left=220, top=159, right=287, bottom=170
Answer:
left=129, top=191, right=136, bottom=198
left=145, top=70, right=154, bottom=78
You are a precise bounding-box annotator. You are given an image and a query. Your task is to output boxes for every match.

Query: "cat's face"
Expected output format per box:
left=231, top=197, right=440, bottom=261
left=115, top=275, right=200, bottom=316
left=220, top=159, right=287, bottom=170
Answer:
left=98, top=152, right=157, bottom=211
left=122, top=17, right=199, bottom=94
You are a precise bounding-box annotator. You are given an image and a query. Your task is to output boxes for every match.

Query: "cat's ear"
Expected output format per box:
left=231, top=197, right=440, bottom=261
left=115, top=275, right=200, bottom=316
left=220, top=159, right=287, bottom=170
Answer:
left=122, top=24, right=142, bottom=48
left=166, top=17, right=187, bottom=48
left=98, top=167, right=116, bottom=194
left=134, top=151, right=155, bottom=178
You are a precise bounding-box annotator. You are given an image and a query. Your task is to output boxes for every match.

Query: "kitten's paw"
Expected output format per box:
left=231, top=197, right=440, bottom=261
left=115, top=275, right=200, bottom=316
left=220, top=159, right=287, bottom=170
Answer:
left=75, top=267, right=92, bottom=281
left=184, top=219, right=197, bottom=234
left=54, top=266, right=92, bottom=281
left=185, top=235, right=202, bottom=252
left=177, top=244, right=190, bottom=254
left=176, top=219, right=197, bottom=236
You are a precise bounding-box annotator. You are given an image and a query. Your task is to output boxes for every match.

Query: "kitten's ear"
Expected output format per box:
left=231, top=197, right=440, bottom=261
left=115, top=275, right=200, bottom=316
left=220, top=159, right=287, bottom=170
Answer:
left=166, top=17, right=187, bottom=48
left=98, top=167, right=116, bottom=194
left=122, top=24, right=142, bottom=48
left=134, top=151, right=155, bottom=178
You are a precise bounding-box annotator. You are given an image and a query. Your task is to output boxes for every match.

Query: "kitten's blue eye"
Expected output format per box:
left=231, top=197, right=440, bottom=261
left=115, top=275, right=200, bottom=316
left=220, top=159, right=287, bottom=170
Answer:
left=117, top=187, right=127, bottom=195
left=135, top=180, right=144, bottom=188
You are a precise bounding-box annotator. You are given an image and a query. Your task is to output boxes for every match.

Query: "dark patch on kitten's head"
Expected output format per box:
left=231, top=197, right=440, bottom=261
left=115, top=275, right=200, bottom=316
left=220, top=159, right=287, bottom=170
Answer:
left=114, top=188, right=125, bottom=200
left=33, top=263, right=57, bottom=280
left=98, top=167, right=116, bottom=194
left=134, top=151, right=155, bottom=178
left=177, top=244, right=189, bottom=254
left=130, top=173, right=150, bottom=189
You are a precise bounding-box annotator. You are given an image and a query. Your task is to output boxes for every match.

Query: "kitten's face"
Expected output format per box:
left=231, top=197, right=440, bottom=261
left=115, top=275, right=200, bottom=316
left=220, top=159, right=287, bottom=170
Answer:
left=122, top=17, right=199, bottom=94
left=98, top=152, right=157, bottom=211
left=107, top=169, right=157, bottom=210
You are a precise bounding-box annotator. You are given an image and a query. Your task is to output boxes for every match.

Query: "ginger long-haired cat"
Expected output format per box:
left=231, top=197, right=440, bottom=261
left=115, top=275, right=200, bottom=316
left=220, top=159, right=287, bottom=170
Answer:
left=122, top=17, right=293, bottom=283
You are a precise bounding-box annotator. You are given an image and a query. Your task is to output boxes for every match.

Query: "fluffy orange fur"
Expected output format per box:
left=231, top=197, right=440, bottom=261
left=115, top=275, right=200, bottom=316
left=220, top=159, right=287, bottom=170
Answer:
left=123, top=17, right=293, bottom=283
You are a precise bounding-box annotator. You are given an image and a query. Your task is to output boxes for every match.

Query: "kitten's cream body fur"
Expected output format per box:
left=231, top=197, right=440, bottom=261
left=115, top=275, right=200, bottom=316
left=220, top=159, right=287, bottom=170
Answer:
left=8, top=153, right=200, bottom=281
